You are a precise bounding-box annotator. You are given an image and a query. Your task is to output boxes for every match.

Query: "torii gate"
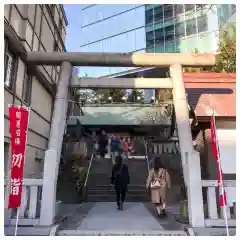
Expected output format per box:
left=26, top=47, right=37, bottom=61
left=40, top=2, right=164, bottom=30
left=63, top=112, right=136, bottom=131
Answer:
left=27, top=52, right=216, bottom=227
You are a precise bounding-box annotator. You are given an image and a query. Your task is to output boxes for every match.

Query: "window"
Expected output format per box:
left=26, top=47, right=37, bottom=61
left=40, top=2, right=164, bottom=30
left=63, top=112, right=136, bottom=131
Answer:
left=197, top=16, right=208, bottom=33
left=175, top=22, right=185, bottom=38
left=174, top=5, right=184, bottom=15
left=155, top=29, right=164, bottom=39
left=184, top=4, right=195, bottom=12
left=154, top=5, right=163, bottom=23
left=145, top=9, right=153, bottom=25
left=146, top=31, right=154, bottom=48
left=230, top=4, right=236, bottom=14
left=58, top=18, right=63, bottom=36
left=4, top=50, right=15, bottom=90
left=163, top=5, right=173, bottom=20
left=165, top=25, right=174, bottom=41
left=146, top=31, right=154, bottom=41
left=4, top=142, right=10, bottom=177
left=53, top=40, right=59, bottom=51
left=50, top=4, right=55, bottom=16
left=186, top=18, right=197, bottom=36
left=23, top=72, right=32, bottom=104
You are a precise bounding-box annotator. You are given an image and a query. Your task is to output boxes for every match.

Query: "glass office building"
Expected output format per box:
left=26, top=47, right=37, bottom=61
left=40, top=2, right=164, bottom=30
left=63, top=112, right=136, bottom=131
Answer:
left=79, top=4, right=235, bottom=78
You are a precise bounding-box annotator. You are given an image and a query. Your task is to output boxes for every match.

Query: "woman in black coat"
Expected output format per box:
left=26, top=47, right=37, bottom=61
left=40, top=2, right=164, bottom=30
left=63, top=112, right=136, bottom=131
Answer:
left=111, top=155, right=130, bottom=210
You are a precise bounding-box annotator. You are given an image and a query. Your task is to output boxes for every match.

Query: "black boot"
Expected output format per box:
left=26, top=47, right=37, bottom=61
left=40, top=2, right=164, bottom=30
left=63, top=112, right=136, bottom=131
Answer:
left=119, top=202, right=123, bottom=211
left=161, top=209, right=167, bottom=217
left=117, top=202, right=121, bottom=210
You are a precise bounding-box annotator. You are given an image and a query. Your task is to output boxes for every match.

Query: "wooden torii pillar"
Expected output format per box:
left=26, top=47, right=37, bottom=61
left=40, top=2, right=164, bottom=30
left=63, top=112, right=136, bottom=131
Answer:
left=27, top=52, right=216, bottom=227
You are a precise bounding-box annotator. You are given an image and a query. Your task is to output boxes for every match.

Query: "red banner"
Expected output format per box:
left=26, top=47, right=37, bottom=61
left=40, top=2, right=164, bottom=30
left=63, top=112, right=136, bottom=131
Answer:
left=8, top=106, right=29, bottom=209
left=210, top=115, right=227, bottom=206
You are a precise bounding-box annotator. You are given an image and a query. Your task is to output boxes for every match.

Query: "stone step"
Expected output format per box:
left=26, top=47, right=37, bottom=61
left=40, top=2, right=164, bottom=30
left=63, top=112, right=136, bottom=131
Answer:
left=86, top=195, right=149, bottom=202
left=88, top=185, right=146, bottom=188
left=87, top=191, right=147, bottom=196
left=57, top=230, right=186, bottom=236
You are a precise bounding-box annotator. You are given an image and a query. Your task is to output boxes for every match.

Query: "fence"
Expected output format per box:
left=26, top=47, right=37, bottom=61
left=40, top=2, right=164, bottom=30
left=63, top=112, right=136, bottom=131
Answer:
left=202, top=180, right=236, bottom=227
left=4, top=178, right=43, bottom=226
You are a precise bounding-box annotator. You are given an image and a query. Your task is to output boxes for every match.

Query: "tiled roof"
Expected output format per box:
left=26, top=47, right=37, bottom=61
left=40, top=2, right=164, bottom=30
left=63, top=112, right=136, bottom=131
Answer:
left=183, top=72, right=236, bottom=117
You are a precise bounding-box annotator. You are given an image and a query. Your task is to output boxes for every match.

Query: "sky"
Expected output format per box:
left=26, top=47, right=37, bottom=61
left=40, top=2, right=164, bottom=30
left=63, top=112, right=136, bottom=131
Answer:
left=63, top=4, right=84, bottom=52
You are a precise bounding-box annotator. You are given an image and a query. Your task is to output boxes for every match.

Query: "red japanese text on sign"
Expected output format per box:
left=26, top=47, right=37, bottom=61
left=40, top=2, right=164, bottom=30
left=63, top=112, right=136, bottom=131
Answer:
left=8, top=106, right=29, bottom=209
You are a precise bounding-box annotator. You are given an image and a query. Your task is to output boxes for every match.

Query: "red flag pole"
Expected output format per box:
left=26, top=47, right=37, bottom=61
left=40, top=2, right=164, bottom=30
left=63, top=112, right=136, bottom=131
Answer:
left=212, top=109, right=229, bottom=236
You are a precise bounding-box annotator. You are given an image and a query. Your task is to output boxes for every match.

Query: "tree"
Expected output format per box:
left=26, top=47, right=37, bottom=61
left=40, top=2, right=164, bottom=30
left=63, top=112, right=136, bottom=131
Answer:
left=183, top=25, right=236, bottom=73
left=210, top=24, right=236, bottom=72
left=127, top=89, right=143, bottom=102
left=183, top=48, right=203, bottom=73
left=94, top=88, right=127, bottom=103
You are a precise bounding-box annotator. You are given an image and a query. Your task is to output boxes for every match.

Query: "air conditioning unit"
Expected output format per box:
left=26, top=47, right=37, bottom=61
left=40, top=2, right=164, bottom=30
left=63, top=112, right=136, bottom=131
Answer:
left=35, top=150, right=45, bottom=161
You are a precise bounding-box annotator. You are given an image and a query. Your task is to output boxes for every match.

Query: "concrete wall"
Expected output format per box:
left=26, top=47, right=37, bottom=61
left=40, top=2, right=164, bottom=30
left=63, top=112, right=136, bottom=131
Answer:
left=4, top=4, right=67, bottom=178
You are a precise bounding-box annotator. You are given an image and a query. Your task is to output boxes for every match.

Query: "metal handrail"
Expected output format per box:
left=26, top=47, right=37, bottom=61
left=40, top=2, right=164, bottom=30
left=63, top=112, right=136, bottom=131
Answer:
left=83, top=144, right=96, bottom=188
left=144, top=139, right=150, bottom=173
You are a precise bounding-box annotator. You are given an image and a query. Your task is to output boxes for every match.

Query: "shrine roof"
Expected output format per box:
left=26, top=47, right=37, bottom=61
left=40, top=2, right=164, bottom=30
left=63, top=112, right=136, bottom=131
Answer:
left=183, top=72, right=236, bottom=117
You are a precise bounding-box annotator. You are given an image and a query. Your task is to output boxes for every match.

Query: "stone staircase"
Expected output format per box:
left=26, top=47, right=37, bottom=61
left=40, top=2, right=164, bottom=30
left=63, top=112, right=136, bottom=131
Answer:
left=86, top=156, right=149, bottom=202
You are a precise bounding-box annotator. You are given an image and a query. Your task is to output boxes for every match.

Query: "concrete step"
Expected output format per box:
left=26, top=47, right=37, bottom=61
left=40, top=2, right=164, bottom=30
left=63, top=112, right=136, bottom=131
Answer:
left=86, top=195, right=149, bottom=202
left=87, top=191, right=147, bottom=196
left=57, top=230, right=186, bottom=236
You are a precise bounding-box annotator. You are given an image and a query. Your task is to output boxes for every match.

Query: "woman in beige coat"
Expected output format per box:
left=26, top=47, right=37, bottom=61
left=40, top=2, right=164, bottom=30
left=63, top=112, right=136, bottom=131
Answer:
left=146, top=157, right=171, bottom=217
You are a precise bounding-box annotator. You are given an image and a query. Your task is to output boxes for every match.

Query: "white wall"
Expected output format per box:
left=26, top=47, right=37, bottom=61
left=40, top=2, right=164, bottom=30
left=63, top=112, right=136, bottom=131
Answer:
left=217, top=129, right=236, bottom=206
left=217, top=129, right=236, bottom=174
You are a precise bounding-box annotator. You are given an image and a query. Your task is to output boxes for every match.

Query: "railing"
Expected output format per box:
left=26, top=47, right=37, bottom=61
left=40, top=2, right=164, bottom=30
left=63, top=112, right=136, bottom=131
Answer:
left=81, top=145, right=96, bottom=199
left=4, top=178, right=43, bottom=226
left=143, top=139, right=150, bottom=172
left=202, top=180, right=236, bottom=227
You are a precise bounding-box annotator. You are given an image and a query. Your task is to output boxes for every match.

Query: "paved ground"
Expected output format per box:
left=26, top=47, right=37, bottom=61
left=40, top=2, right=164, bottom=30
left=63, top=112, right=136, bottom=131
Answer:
left=79, top=202, right=163, bottom=231
left=57, top=202, right=186, bottom=235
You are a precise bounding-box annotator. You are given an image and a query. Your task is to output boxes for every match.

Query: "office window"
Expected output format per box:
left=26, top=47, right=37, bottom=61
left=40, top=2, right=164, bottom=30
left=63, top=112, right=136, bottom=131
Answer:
left=50, top=4, right=55, bottom=16
left=53, top=40, right=59, bottom=51
left=23, top=73, right=32, bottom=104
left=175, top=22, right=185, bottom=38
left=146, top=31, right=154, bottom=41
left=155, top=28, right=164, bottom=39
left=163, top=4, right=173, bottom=20
left=174, top=4, right=184, bottom=15
left=146, top=31, right=154, bottom=48
left=155, top=28, right=164, bottom=52
left=184, top=4, right=195, bottom=12
left=4, top=142, right=10, bottom=177
left=230, top=4, right=236, bottom=14
left=197, top=16, right=208, bottom=33
left=186, top=18, right=197, bottom=36
left=154, top=5, right=163, bottom=23
left=4, top=49, right=16, bottom=90
left=165, top=25, right=174, bottom=41
left=145, top=9, right=153, bottom=25
left=58, top=18, right=63, bottom=36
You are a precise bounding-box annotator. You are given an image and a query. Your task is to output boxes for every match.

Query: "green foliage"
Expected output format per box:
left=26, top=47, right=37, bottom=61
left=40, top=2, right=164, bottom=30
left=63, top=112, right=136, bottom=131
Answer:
left=210, top=24, right=236, bottom=72
left=127, top=89, right=143, bottom=102
left=94, top=88, right=127, bottom=102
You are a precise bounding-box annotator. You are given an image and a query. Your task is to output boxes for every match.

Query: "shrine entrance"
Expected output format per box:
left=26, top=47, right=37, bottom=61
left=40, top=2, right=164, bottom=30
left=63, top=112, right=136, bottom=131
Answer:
left=26, top=52, right=216, bottom=228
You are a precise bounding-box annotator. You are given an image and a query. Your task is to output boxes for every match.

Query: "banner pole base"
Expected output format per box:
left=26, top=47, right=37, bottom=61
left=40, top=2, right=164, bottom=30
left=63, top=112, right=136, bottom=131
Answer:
left=14, top=208, right=20, bottom=236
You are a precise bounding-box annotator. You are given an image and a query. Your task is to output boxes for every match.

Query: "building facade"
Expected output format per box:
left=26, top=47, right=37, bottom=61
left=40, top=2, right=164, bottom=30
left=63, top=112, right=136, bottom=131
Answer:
left=78, top=4, right=235, bottom=99
left=4, top=4, right=68, bottom=178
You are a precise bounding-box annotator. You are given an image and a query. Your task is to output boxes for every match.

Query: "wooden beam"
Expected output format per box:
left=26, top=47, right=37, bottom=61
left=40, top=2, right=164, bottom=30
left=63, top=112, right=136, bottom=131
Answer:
left=71, top=77, right=173, bottom=89
left=27, top=52, right=216, bottom=67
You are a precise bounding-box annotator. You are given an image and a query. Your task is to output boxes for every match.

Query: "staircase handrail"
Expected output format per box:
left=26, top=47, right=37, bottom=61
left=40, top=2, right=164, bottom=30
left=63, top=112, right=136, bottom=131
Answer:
left=83, top=143, right=96, bottom=188
left=144, top=139, right=150, bottom=172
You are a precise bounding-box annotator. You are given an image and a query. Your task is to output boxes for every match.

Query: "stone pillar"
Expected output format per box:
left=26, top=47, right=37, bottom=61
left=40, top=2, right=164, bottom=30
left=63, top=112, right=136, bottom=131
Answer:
left=170, top=64, right=204, bottom=227
left=40, top=61, right=72, bottom=226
